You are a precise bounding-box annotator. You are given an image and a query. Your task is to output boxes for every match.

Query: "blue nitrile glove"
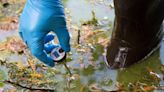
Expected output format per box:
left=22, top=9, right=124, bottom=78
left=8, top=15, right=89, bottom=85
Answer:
left=44, top=34, right=59, bottom=54
left=19, top=0, right=70, bottom=67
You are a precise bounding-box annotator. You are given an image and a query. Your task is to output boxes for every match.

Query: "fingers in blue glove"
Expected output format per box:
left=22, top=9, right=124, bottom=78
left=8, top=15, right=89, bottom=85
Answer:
left=19, top=31, right=24, bottom=41
left=50, top=17, right=71, bottom=52
left=28, top=36, right=55, bottom=67
left=44, top=34, right=61, bottom=53
left=44, top=34, right=55, bottom=44
left=19, top=0, right=70, bottom=67
left=54, top=27, right=70, bottom=52
left=19, top=23, right=55, bottom=67
left=44, top=44, right=59, bottom=54
left=19, top=30, right=29, bottom=47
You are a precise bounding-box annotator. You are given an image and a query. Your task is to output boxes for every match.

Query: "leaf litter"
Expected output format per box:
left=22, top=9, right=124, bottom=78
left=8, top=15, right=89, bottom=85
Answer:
left=0, top=0, right=163, bottom=92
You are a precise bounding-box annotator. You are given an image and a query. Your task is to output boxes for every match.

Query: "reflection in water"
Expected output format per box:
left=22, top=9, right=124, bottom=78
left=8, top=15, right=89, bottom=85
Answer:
left=160, top=38, right=164, bottom=65
left=65, top=0, right=114, bottom=24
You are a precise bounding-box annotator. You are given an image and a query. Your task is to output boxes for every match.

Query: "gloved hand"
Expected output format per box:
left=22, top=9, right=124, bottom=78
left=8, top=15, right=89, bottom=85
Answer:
left=19, top=0, right=70, bottom=67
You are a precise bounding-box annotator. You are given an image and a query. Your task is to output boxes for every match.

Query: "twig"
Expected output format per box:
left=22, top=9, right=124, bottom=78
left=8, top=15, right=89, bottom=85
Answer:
left=3, top=80, right=55, bottom=91
left=63, top=59, right=72, bottom=77
left=77, top=29, right=81, bottom=44
left=63, top=59, right=72, bottom=92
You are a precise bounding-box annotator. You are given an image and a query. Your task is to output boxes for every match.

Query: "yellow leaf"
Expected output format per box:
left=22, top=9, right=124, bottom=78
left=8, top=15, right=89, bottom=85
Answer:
left=27, top=58, right=36, bottom=71
left=30, top=73, right=43, bottom=78
left=16, top=61, right=24, bottom=70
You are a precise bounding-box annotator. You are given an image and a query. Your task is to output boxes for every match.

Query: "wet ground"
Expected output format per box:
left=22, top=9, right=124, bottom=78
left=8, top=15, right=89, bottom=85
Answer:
left=0, top=0, right=164, bottom=92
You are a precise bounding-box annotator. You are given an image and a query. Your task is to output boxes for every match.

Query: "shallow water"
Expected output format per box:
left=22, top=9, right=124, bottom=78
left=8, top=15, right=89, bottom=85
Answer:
left=0, top=0, right=164, bottom=92
left=64, top=0, right=114, bottom=25
left=0, top=31, right=17, bottom=42
left=160, top=39, right=164, bottom=65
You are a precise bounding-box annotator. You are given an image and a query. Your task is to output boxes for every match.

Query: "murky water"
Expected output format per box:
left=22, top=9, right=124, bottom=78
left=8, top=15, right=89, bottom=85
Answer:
left=0, top=0, right=164, bottom=91
left=63, top=0, right=163, bottom=91
left=0, top=31, right=17, bottom=41
left=64, top=0, right=114, bottom=25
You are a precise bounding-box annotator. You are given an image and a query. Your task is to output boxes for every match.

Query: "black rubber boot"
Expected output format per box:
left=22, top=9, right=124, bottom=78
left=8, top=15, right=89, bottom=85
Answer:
left=105, top=0, right=164, bottom=69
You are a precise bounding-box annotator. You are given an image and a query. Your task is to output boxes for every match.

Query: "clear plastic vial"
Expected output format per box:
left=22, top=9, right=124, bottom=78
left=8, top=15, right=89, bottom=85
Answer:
left=50, top=46, right=66, bottom=62
left=44, top=34, right=66, bottom=62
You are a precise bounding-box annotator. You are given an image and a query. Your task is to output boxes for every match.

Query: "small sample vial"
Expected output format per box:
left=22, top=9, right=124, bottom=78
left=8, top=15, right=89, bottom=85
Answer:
left=44, top=34, right=66, bottom=62
left=50, top=46, right=66, bottom=62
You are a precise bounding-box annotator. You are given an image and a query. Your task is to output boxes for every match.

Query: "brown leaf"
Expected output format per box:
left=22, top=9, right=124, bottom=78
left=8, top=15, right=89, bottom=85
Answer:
left=27, top=58, right=36, bottom=71
left=97, top=38, right=110, bottom=47
left=30, top=73, right=43, bottom=78
left=89, top=83, right=102, bottom=92
left=143, top=86, right=155, bottom=91
left=5, top=38, right=26, bottom=53
left=0, top=17, right=18, bottom=31
left=16, top=61, right=25, bottom=70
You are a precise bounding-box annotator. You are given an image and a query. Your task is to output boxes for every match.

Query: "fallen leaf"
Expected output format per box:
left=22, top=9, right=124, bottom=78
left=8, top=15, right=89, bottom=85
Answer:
left=27, top=58, right=36, bottom=71
left=89, top=83, right=102, bottom=92
left=143, top=86, right=155, bottom=91
left=16, top=61, right=25, bottom=70
left=0, top=17, right=18, bottom=31
left=6, top=38, right=26, bottom=53
left=97, top=37, right=110, bottom=47
left=30, top=73, right=43, bottom=78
